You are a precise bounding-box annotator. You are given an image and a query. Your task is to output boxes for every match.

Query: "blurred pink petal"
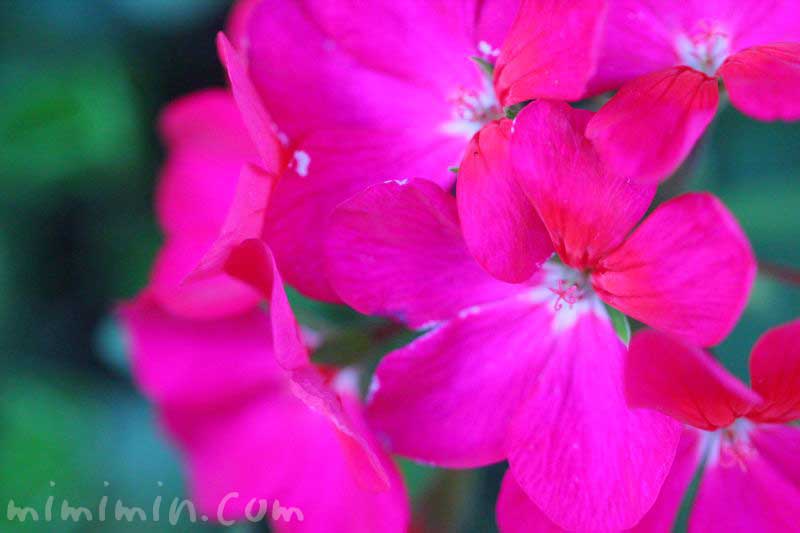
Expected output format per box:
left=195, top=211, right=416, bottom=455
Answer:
left=719, top=43, right=800, bottom=121
left=496, top=471, right=565, bottom=533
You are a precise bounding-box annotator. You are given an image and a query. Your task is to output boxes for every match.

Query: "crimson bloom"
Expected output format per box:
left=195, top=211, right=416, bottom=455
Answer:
left=584, top=0, right=800, bottom=182
left=216, top=0, right=525, bottom=302
left=624, top=321, right=800, bottom=532
left=121, top=241, right=409, bottom=532
left=496, top=320, right=800, bottom=532
left=494, top=1, right=800, bottom=183
left=323, top=101, right=755, bottom=530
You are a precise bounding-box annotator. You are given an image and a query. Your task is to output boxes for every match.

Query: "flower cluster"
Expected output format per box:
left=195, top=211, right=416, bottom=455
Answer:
left=121, top=1, right=800, bottom=531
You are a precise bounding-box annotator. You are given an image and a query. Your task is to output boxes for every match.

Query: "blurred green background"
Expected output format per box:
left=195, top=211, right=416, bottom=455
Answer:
left=0, top=1, right=798, bottom=531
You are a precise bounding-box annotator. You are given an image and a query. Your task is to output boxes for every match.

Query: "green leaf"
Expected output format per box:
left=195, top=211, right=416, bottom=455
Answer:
left=469, top=56, right=495, bottom=78
left=604, top=304, right=631, bottom=347
left=504, top=100, right=532, bottom=119
left=448, top=166, right=459, bottom=174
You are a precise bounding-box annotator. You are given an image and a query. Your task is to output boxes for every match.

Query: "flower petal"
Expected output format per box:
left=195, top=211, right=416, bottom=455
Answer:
left=496, top=471, right=565, bottom=533
left=626, top=330, right=761, bottom=430
left=367, top=294, right=554, bottom=467
left=586, top=67, right=719, bottom=183
left=511, top=100, right=656, bottom=270
left=325, top=178, right=522, bottom=328
left=719, top=43, right=800, bottom=121
left=748, top=319, right=800, bottom=423
left=494, top=0, right=606, bottom=105
left=217, top=32, right=285, bottom=168
left=631, top=429, right=702, bottom=533
left=691, top=424, right=800, bottom=533
left=457, top=119, right=552, bottom=282
left=120, top=297, right=283, bottom=408
left=507, top=311, right=681, bottom=531
left=593, top=192, right=756, bottom=346
left=264, top=128, right=461, bottom=303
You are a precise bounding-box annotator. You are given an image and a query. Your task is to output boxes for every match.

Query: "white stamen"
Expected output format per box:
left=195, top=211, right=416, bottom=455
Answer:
left=292, top=150, right=310, bottom=176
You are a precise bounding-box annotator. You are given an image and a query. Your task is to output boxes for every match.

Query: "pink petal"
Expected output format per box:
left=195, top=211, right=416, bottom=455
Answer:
left=630, top=429, right=702, bottom=533
left=190, top=163, right=275, bottom=280
left=457, top=119, right=552, bottom=283
left=586, top=67, right=719, bottom=183
left=367, top=295, right=553, bottom=467
left=325, top=178, right=522, bottom=328
left=625, top=330, right=761, bottom=430
left=245, top=1, right=450, bottom=138
left=122, top=299, right=404, bottom=526
left=510, top=100, right=656, bottom=270
left=149, top=236, right=260, bottom=319
left=224, top=0, right=260, bottom=50
left=156, top=89, right=255, bottom=236
left=507, top=311, right=682, bottom=531
left=593, top=192, right=756, bottom=346
left=493, top=0, right=606, bottom=105
left=691, top=424, right=800, bottom=533
left=719, top=43, right=800, bottom=121
left=119, top=297, right=283, bottom=408
left=216, top=32, right=284, bottom=168
left=588, top=1, right=680, bottom=94
left=473, top=0, right=520, bottom=53
left=264, top=128, right=461, bottom=303
left=748, top=319, right=800, bottom=423
left=496, top=471, right=565, bottom=533
left=749, top=424, right=800, bottom=489
left=165, top=388, right=409, bottom=531
left=223, top=239, right=309, bottom=371
left=298, top=0, right=482, bottom=95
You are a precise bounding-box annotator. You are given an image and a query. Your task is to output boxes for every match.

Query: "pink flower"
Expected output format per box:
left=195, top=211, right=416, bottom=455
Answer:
left=620, top=321, right=800, bottom=532
left=152, top=0, right=612, bottom=304
left=323, top=101, right=756, bottom=530
left=584, top=0, right=800, bottom=182
left=147, top=89, right=282, bottom=319
left=218, top=0, right=524, bottom=302
left=120, top=242, right=409, bottom=532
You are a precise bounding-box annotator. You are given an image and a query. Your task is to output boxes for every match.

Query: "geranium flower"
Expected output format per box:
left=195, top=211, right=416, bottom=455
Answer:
left=584, top=1, right=800, bottom=182
left=323, top=102, right=755, bottom=530
left=121, top=243, right=409, bottom=532
left=214, top=0, right=518, bottom=302
left=626, top=321, right=800, bottom=531
left=151, top=0, right=610, bottom=304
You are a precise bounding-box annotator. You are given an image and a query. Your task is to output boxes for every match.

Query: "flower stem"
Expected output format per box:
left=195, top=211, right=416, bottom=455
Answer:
left=760, top=261, right=800, bottom=286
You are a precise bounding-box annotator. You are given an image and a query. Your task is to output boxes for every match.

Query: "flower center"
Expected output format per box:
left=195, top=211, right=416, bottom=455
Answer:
left=675, top=23, right=731, bottom=76
left=523, top=260, right=605, bottom=331
left=442, top=79, right=502, bottom=138
left=703, top=419, right=756, bottom=471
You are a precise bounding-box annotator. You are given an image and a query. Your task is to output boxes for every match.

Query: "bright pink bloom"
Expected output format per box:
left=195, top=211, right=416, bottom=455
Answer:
left=121, top=243, right=409, bottom=532
left=584, top=1, right=800, bottom=182
left=149, top=89, right=282, bottom=319
left=620, top=321, right=800, bottom=532
left=323, top=102, right=754, bottom=528
left=229, top=0, right=524, bottom=302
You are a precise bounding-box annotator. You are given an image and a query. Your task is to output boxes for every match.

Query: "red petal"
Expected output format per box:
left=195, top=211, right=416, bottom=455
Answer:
left=457, top=119, right=552, bottom=283
left=586, top=67, right=719, bottom=183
